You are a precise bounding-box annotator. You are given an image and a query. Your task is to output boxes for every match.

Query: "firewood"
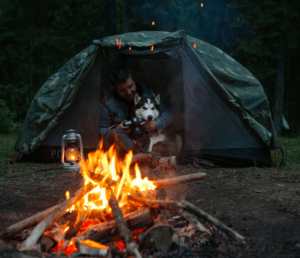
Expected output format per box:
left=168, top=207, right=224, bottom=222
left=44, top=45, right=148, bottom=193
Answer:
left=76, top=208, right=153, bottom=243
left=153, top=172, right=206, bottom=187
left=130, top=153, right=152, bottom=164
left=181, top=200, right=247, bottom=244
left=128, top=194, right=184, bottom=211
left=0, top=204, right=58, bottom=240
left=108, top=193, right=142, bottom=258
left=130, top=153, right=176, bottom=169
left=19, top=186, right=86, bottom=251
left=130, top=195, right=245, bottom=244
left=140, top=222, right=173, bottom=252
left=177, top=208, right=211, bottom=235
left=74, top=239, right=110, bottom=257
left=64, top=211, right=89, bottom=240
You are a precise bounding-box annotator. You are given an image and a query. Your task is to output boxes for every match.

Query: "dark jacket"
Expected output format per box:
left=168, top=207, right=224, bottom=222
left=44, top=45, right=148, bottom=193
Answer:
left=99, top=89, right=172, bottom=136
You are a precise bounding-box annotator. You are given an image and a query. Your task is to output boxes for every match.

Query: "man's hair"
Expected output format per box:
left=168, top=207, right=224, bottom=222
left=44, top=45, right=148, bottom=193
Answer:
left=109, top=66, right=135, bottom=86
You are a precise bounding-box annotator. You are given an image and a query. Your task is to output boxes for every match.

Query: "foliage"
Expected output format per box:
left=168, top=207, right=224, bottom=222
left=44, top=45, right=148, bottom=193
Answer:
left=0, top=0, right=109, bottom=122
left=0, top=99, right=16, bottom=134
left=228, top=0, right=300, bottom=133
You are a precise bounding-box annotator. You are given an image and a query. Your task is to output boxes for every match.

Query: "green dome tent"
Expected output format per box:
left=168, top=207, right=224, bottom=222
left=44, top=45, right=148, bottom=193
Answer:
left=14, top=30, right=280, bottom=166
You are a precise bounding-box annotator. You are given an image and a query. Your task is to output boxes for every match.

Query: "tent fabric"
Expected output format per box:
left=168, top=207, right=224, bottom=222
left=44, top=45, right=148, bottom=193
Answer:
left=14, top=45, right=99, bottom=155
left=14, top=30, right=280, bottom=167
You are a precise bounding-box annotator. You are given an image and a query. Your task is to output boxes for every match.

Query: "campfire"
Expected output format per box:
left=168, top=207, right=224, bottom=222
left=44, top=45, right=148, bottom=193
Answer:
left=0, top=142, right=247, bottom=257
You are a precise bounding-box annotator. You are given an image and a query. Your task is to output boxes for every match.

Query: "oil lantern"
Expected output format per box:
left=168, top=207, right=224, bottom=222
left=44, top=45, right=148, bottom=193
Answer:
left=61, top=129, right=84, bottom=171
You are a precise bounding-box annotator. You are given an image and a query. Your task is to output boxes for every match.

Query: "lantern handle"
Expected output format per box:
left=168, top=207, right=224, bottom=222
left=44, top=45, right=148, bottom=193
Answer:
left=76, top=134, right=84, bottom=160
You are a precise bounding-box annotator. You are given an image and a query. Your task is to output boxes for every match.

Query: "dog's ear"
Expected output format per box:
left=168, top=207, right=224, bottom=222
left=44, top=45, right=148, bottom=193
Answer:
left=134, top=93, right=141, bottom=105
left=154, top=94, right=160, bottom=105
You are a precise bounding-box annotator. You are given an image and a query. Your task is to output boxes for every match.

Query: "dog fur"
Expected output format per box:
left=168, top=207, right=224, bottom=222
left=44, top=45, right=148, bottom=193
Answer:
left=134, top=93, right=166, bottom=152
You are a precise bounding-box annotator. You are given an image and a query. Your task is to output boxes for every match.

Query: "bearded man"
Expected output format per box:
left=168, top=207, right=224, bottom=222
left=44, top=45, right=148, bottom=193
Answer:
left=99, top=66, right=172, bottom=157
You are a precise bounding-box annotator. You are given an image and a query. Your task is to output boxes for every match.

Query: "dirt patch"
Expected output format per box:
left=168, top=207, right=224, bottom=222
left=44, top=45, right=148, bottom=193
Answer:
left=0, top=160, right=300, bottom=257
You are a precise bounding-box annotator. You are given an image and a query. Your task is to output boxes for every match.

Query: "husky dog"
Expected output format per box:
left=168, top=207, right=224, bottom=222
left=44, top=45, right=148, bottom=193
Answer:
left=134, top=93, right=166, bottom=152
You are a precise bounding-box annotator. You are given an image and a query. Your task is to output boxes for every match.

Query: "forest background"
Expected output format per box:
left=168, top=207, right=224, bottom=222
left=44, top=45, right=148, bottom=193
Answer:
left=0, top=0, right=299, bottom=137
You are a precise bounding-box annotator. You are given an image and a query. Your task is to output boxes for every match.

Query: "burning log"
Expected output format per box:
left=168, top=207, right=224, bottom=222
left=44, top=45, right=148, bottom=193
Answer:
left=153, top=172, right=206, bottom=188
left=108, top=193, right=142, bottom=258
left=74, top=239, right=110, bottom=257
left=181, top=200, right=247, bottom=244
left=0, top=204, right=58, bottom=240
left=76, top=208, right=153, bottom=243
left=19, top=186, right=86, bottom=251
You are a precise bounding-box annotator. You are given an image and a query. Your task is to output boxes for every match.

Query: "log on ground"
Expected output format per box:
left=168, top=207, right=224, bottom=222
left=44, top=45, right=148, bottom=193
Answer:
left=181, top=200, right=247, bottom=244
left=153, top=172, right=206, bottom=188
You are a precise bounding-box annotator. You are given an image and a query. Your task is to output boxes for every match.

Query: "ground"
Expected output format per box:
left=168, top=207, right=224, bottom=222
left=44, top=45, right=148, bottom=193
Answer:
left=0, top=135, right=300, bottom=257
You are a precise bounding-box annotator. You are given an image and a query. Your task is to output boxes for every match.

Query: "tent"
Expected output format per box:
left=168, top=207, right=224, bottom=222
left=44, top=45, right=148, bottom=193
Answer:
left=14, top=30, right=280, bottom=167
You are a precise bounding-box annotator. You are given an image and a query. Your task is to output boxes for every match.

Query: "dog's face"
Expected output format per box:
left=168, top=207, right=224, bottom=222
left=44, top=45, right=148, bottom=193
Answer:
left=134, top=93, right=160, bottom=121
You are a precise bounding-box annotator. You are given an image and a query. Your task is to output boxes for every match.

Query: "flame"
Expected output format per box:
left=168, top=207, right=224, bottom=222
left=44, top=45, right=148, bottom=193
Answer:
left=65, top=191, right=70, bottom=200
left=152, top=21, right=155, bottom=25
left=151, top=45, right=154, bottom=51
left=201, top=3, right=204, bottom=7
left=193, top=43, right=197, bottom=48
left=64, top=140, right=156, bottom=217
left=56, top=141, right=156, bottom=255
left=129, top=47, right=132, bottom=50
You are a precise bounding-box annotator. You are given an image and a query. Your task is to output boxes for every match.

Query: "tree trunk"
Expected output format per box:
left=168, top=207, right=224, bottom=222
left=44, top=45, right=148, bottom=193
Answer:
left=272, top=44, right=285, bottom=137
left=107, top=0, right=117, bottom=36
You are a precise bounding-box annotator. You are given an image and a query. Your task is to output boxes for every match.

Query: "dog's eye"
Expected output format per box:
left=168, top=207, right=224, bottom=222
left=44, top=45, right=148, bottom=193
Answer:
left=151, top=107, right=155, bottom=110
left=142, top=107, right=147, bottom=110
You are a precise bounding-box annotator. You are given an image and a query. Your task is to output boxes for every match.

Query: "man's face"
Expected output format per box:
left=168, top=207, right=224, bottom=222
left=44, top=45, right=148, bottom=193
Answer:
left=115, top=77, right=137, bottom=101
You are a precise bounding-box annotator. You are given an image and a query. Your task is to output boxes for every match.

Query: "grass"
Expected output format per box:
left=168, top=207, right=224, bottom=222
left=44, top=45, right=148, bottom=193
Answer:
left=0, top=130, right=299, bottom=178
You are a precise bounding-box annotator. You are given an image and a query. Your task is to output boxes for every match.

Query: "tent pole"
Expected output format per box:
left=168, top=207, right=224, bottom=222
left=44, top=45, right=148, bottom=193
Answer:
left=275, top=149, right=278, bottom=166
left=13, top=151, right=18, bottom=164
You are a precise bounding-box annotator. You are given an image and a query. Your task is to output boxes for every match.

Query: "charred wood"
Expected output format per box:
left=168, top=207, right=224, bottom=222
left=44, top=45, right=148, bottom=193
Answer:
left=108, top=193, right=142, bottom=258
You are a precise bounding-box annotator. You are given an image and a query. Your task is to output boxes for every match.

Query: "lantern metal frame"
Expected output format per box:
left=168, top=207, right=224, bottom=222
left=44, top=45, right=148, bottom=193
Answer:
left=61, top=129, right=84, bottom=171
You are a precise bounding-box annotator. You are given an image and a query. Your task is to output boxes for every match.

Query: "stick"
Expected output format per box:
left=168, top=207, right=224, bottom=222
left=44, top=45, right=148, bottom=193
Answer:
left=153, top=172, right=206, bottom=187
left=0, top=204, right=58, bottom=239
left=108, top=193, right=142, bottom=258
left=177, top=208, right=211, bottom=235
left=181, top=200, right=247, bottom=244
left=128, top=194, right=184, bottom=211
left=131, top=153, right=152, bottom=164
left=19, top=187, right=85, bottom=251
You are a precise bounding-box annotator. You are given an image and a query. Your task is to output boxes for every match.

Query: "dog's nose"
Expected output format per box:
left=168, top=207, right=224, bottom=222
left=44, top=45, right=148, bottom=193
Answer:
left=148, top=115, right=153, bottom=120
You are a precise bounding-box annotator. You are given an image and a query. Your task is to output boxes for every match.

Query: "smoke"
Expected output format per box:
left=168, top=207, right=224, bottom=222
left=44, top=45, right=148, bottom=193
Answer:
left=129, top=0, right=246, bottom=54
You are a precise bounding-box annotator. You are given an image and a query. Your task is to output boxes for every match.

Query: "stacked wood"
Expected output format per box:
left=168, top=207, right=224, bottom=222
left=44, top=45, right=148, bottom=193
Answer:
left=19, top=186, right=86, bottom=251
left=76, top=208, right=153, bottom=243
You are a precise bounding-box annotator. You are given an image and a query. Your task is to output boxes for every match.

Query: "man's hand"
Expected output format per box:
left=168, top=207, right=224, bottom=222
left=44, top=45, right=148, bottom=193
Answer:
left=141, top=120, right=157, bottom=132
left=116, top=121, right=131, bottom=135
